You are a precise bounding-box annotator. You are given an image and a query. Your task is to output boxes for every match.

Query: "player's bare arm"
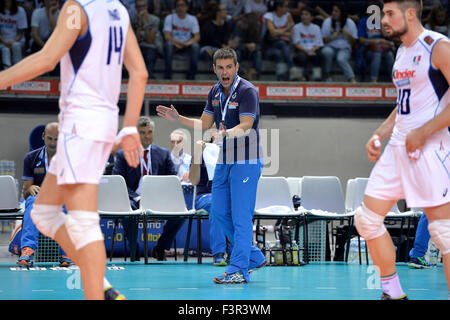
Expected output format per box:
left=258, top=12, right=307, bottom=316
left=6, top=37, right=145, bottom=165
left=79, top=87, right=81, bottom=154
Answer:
left=366, top=106, right=398, bottom=162
left=0, top=0, right=86, bottom=89
left=405, top=39, right=450, bottom=153
left=118, top=25, right=149, bottom=168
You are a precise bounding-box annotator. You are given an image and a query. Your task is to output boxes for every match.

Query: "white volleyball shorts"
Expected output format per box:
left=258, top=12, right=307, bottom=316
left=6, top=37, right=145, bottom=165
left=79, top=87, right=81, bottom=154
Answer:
left=365, top=143, right=450, bottom=208
left=48, top=133, right=113, bottom=185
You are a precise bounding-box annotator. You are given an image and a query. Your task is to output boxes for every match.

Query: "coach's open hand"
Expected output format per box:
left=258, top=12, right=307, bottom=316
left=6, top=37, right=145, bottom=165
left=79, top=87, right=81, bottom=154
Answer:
left=156, top=104, right=180, bottom=122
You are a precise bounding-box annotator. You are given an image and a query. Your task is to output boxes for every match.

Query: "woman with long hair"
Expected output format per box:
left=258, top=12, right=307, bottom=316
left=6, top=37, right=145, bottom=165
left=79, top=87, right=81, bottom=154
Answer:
left=0, top=0, right=27, bottom=69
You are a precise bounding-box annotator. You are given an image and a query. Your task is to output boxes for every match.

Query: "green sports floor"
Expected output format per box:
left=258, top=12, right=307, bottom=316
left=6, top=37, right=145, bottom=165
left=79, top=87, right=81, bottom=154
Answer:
left=0, top=261, right=447, bottom=300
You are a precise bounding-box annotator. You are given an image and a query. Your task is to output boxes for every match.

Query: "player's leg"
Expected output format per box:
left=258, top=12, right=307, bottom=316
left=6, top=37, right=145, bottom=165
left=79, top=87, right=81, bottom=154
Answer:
left=424, top=202, right=450, bottom=294
left=355, top=196, right=407, bottom=299
left=60, top=182, right=105, bottom=300
left=33, top=174, right=104, bottom=300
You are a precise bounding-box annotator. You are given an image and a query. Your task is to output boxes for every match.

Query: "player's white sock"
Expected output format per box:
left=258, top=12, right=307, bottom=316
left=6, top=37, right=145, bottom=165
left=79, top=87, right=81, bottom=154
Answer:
left=103, top=278, right=111, bottom=290
left=381, top=273, right=405, bottom=298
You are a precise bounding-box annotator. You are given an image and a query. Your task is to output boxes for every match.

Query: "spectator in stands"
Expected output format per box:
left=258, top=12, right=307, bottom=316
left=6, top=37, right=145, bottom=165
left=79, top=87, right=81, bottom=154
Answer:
left=287, top=0, right=306, bottom=23
left=112, top=116, right=182, bottom=261
left=0, top=0, right=28, bottom=70
left=30, top=0, right=59, bottom=53
left=357, top=0, right=395, bottom=83
left=246, top=0, right=268, bottom=17
left=231, top=12, right=263, bottom=80
left=199, top=2, right=233, bottom=62
left=221, top=0, right=249, bottom=22
left=425, top=6, right=450, bottom=36
left=189, top=138, right=229, bottom=266
left=163, top=0, right=200, bottom=80
left=18, top=122, right=72, bottom=267
left=320, top=3, right=357, bottom=83
left=132, top=0, right=162, bottom=79
left=291, top=6, right=323, bottom=81
left=263, top=0, right=295, bottom=81
left=188, top=0, right=209, bottom=20
left=159, top=0, right=175, bottom=18
left=170, top=129, right=192, bottom=183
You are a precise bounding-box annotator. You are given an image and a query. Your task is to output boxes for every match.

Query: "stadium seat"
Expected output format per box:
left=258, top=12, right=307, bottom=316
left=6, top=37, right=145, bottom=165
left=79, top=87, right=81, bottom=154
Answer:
left=0, top=175, right=24, bottom=219
left=140, top=175, right=198, bottom=264
left=253, top=176, right=307, bottom=263
left=298, top=176, right=355, bottom=263
left=97, top=175, right=143, bottom=261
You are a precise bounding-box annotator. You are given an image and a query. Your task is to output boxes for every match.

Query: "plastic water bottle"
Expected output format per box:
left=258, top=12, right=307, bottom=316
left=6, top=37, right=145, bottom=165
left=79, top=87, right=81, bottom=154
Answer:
left=429, top=241, right=439, bottom=266
left=264, top=241, right=272, bottom=265
left=348, top=238, right=359, bottom=264
left=274, top=240, right=283, bottom=265
left=292, top=241, right=299, bottom=265
left=285, top=243, right=292, bottom=265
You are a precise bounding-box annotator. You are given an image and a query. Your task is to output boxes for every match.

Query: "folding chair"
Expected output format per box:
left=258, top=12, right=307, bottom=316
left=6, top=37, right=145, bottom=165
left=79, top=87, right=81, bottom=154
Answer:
left=352, top=177, right=417, bottom=263
left=0, top=175, right=24, bottom=220
left=253, top=176, right=306, bottom=264
left=140, top=175, right=197, bottom=264
left=345, top=178, right=356, bottom=212
left=298, top=176, right=355, bottom=263
left=97, top=175, right=143, bottom=261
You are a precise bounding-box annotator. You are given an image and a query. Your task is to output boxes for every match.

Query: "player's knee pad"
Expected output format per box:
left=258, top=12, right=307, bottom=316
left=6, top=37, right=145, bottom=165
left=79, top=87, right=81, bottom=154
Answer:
left=354, top=204, right=387, bottom=240
left=65, top=210, right=103, bottom=251
left=30, top=204, right=66, bottom=239
left=428, top=219, right=450, bottom=256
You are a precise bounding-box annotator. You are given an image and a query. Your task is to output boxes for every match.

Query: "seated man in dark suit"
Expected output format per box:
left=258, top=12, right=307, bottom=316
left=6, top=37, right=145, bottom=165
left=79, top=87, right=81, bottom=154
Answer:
left=113, top=116, right=183, bottom=261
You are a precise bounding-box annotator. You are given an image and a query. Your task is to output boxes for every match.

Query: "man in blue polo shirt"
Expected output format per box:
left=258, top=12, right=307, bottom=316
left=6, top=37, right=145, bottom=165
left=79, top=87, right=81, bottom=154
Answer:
left=18, top=122, right=72, bottom=267
left=156, top=47, right=266, bottom=284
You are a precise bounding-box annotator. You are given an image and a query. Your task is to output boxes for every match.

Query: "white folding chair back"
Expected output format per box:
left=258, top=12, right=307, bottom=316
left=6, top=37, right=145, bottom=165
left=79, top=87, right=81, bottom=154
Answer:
left=352, top=177, right=369, bottom=211
left=287, top=177, right=302, bottom=198
left=345, top=179, right=356, bottom=212
left=0, top=175, right=21, bottom=211
left=141, top=175, right=195, bottom=215
left=98, top=175, right=138, bottom=214
left=254, top=177, right=299, bottom=217
left=300, top=176, right=346, bottom=214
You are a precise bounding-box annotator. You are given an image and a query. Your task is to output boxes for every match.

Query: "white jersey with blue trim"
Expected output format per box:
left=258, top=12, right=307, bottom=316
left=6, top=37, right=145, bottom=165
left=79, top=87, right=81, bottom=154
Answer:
left=59, top=0, right=129, bottom=142
left=390, top=29, right=449, bottom=148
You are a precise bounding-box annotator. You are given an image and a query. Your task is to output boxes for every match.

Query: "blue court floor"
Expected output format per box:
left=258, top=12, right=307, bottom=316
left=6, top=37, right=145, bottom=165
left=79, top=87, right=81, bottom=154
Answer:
left=0, top=261, right=447, bottom=300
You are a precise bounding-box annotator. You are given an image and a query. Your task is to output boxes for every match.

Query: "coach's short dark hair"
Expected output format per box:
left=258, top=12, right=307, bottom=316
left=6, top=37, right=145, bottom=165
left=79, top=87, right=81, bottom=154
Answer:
left=213, top=48, right=238, bottom=66
left=383, top=0, right=422, bottom=19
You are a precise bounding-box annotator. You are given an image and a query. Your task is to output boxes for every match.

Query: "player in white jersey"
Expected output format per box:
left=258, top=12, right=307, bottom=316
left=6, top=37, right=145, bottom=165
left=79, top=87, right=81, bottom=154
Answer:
left=0, top=0, right=148, bottom=299
left=354, top=0, right=450, bottom=300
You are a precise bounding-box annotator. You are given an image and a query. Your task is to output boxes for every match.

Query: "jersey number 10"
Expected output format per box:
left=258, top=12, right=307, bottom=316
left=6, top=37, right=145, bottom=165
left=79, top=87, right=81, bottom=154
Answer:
left=397, top=88, right=411, bottom=115
left=107, top=26, right=123, bottom=65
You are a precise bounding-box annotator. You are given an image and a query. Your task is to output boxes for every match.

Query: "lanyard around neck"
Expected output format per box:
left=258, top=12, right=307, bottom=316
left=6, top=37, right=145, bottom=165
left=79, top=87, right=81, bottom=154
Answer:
left=219, top=75, right=241, bottom=123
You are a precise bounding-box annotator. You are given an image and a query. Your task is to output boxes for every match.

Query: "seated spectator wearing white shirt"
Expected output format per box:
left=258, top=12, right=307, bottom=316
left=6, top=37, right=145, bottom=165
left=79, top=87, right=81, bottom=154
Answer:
left=0, top=0, right=28, bottom=69
left=170, top=129, right=192, bottom=184
left=163, top=0, right=200, bottom=80
left=30, top=0, right=58, bottom=53
left=291, top=6, right=323, bottom=81
left=263, top=0, right=295, bottom=81
left=320, top=3, right=357, bottom=83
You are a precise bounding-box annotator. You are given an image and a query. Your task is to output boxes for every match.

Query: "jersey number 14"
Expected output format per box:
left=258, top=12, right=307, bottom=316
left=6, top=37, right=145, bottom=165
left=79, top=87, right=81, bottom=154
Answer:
left=397, top=88, right=411, bottom=115
left=107, top=26, right=123, bottom=65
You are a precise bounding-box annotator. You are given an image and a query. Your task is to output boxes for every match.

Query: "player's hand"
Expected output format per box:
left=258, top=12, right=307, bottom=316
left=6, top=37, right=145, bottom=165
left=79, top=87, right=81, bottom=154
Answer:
left=120, top=133, right=143, bottom=168
left=156, top=104, right=180, bottom=122
left=216, top=122, right=227, bottom=141
left=193, top=140, right=205, bottom=164
left=405, top=127, right=427, bottom=159
left=366, top=134, right=382, bottom=162
left=28, top=185, right=41, bottom=197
